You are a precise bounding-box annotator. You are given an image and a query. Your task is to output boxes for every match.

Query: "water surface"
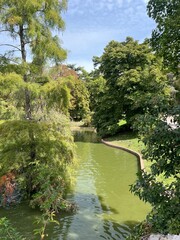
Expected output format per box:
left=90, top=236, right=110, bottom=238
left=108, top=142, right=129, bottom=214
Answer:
left=0, top=130, right=150, bottom=239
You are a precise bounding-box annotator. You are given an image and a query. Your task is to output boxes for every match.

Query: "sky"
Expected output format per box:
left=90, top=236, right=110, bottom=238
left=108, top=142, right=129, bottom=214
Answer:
left=0, top=0, right=156, bottom=72
left=60, top=0, right=156, bottom=72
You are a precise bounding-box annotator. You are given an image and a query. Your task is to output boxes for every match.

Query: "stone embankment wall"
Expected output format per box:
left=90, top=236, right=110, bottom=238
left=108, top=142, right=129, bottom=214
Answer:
left=101, top=139, right=144, bottom=170
left=148, top=234, right=180, bottom=240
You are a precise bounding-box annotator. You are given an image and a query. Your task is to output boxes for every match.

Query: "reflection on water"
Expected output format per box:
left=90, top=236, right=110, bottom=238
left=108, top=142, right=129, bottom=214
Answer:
left=73, top=130, right=100, bottom=143
left=0, top=130, right=150, bottom=239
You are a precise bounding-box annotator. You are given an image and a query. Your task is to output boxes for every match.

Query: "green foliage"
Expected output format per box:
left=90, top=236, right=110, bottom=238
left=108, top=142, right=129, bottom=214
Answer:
left=131, top=107, right=180, bottom=234
left=68, top=78, right=91, bottom=122
left=0, top=118, right=74, bottom=204
left=67, top=64, right=92, bottom=82
left=91, top=37, right=170, bottom=136
left=42, top=79, right=71, bottom=115
left=0, top=72, right=72, bottom=120
left=86, top=76, right=106, bottom=111
left=127, top=220, right=152, bottom=240
left=0, top=73, right=24, bottom=119
left=147, top=0, right=180, bottom=74
left=33, top=211, right=59, bottom=240
left=0, top=2, right=76, bottom=238
left=129, top=3, right=180, bottom=234
left=0, top=217, right=26, bottom=240
left=48, top=65, right=91, bottom=122
left=0, top=0, right=67, bottom=65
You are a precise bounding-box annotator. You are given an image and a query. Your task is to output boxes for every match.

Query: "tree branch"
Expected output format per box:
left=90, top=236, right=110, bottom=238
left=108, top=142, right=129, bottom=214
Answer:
left=0, top=55, right=21, bottom=64
left=0, top=44, right=21, bottom=51
left=0, top=29, right=11, bottom=33
left=0, top=27, right=19, bottom=35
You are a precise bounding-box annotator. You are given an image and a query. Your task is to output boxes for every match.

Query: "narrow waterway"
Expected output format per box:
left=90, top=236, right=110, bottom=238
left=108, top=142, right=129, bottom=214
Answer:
left=0, top=130, right=150, bottom=239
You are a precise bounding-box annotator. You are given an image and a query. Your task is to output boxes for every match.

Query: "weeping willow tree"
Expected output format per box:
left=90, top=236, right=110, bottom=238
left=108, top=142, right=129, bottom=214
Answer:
left=0, top=0, right=75, bottom=219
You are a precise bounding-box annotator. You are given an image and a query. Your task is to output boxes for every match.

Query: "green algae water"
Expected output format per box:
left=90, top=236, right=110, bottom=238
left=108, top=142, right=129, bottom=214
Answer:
left=0, top=130, right=150, bottom=239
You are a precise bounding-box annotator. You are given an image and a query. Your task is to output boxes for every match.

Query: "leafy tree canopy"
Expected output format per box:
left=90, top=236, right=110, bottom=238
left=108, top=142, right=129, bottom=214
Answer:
left=147, top=0, right=180, bottom=74
left=0, top=0, right=67, bottom=65
left=48, top=65, right=91, bottom=122
left=0, top=0, right=76, bottom=222
left=129, top=2, right=180, bottom=237
left=131, top=106, right=180, bottom=235
left=91, top=37, right=170, bottom=136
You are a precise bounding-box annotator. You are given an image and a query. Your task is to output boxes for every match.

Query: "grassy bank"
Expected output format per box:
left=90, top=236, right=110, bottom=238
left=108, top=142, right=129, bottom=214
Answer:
left=105, top=132, right=152, bottom=171
left=105, top=132, right=144, bottom=154
left=70, top=121, right=95, bottom=132
left=70, top=122, right=151, bottom=170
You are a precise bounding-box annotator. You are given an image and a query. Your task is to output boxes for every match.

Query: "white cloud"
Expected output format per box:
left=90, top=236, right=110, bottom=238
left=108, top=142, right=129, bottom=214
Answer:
left=67, top=0, right=127, bottom=15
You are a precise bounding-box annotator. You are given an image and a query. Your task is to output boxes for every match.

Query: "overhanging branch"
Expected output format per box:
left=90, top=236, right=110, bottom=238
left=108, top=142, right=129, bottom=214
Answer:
left=0, top=44, right=21, bottom=51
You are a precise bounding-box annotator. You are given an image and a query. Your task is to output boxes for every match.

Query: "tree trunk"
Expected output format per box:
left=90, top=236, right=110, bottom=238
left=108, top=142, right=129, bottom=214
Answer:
left=19, top=25, right=36, bottom=196
left=19, top=25, right=32, bottom=120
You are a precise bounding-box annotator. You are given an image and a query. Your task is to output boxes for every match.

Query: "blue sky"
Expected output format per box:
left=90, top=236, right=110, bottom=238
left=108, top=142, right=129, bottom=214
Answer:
left=0, top=0, right=156, bottom=72
left=61, top=0, right=156, bottom=71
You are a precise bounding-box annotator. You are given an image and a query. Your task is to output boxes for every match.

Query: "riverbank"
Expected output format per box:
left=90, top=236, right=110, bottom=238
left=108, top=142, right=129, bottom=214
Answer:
left=70, top=122, right=141, bottom=153
left=70, top=121, right=95, bottom=132
left=70, top=122, right=147, bottom=170
left=101, top=139, right=144, bottom=169
left=104, top=132, right=151, bottom=171
left=99, top=132, right=180, bottom=239
left=105, top=132, right=144, bottom=153
left=70, top=123, right=179, bottom=239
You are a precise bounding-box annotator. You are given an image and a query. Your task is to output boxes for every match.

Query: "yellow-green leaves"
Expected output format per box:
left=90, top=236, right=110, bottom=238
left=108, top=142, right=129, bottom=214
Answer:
left=7, top=15, right=22, bottom=25
left=0, top=0, right=67, bottom=65
left=0, top=0, right=75, bottom=222
left=0, top=72, right=24, bottom=95
left=42, top=79, right=70, bottom=114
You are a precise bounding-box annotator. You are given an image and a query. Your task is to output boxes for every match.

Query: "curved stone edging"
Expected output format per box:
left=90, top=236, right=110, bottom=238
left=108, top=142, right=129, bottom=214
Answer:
left=101, top=139, right=144, bottom=170
left=147, top=234, right=180, bottom=240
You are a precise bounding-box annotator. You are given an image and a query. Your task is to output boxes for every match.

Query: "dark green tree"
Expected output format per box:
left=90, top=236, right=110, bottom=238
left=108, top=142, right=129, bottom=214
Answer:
left=147, top=0, right=180, bottom=106
left=86, top=76, right=106, bottom=112
left=147, top=0, right=180, bottom=74
left=92, top=37, right=170, bottom=136
left=129, top=2, right=180, bottom=236
left=130, top=106, right=180, bottom=235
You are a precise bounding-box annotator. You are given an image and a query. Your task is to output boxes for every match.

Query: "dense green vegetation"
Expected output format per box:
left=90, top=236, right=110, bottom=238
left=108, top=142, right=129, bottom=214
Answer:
left=147, top=0, right=180, bottom=75
left=48, top=65, right=91, bottom=123
left=130, top=0, right=179, bottom=237
left=0, top=0, right=78, bottom=238
left=87, top=0, right=180, bottom=237
left=0, top=217, right=25, bottom=240
left=89, top=38, right=171, bottom=137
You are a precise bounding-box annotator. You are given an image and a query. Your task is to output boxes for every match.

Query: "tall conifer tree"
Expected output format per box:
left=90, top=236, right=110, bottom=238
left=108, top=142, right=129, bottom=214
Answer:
left=0, top=0, right=75, bottom=217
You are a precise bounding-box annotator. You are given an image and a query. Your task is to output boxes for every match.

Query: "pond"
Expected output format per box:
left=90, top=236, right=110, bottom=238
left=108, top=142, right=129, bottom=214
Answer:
left=0, top=130, right=150, bottom=239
